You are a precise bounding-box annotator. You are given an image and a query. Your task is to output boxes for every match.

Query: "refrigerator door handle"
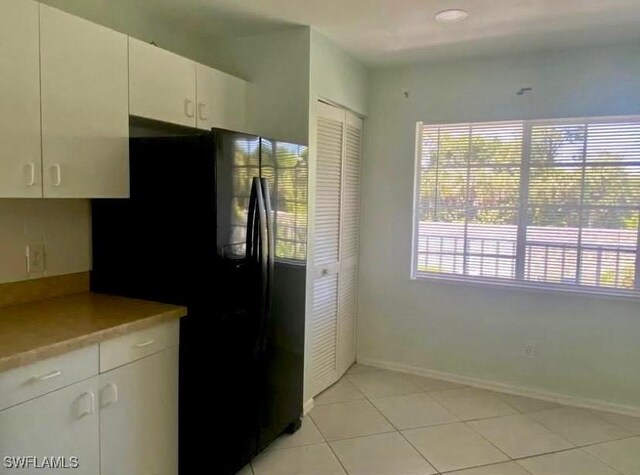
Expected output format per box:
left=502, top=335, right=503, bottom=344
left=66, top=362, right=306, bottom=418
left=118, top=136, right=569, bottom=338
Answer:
left=260, top=178, right=275, bottom=353
left=255, top=177, right=269, bottom=307
left=249, top=177, right=269, bottom=357
left=246, top=178, right=258, bottom=261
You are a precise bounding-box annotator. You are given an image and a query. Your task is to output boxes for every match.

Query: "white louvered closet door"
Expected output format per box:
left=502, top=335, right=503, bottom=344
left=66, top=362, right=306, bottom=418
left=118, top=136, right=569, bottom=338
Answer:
left=337, top=113, right=363, bottom=376
left=310, top=102, right=344, bottom=397
left=310, top=102, right=362, bottom=397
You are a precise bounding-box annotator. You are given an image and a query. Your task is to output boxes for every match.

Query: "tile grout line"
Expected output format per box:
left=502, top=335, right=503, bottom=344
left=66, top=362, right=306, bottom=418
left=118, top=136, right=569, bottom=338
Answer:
left=354, top=374, right=444, bottom=474
left=325, top=438, right=352, bottom=475
left=438, top=459, right=534, bottom=475
left=331, top=371, right=536, bottom=473
left=577, top=446, right=627, bottom=475
left=338, top=371, right=443, bottom=473
left=587, top=408, right=640, bottom=436
left=347, top=369, right=621, bottom=474
left=442, top=403, right=639, bottom=473
left=404, top=378, right=518, bottom=468
left=310, top=409, right=352, bottom=475
left=273, top=367, right=638, bottom=475
left=514, top=446, right=625, bottom=475
left=454, top=401, right=584, bottom=469
left=453, top=393, right=564, bottom=465
left=353, top=371, right=638, bottom=465
left=425, top=384, right=630, bottom=469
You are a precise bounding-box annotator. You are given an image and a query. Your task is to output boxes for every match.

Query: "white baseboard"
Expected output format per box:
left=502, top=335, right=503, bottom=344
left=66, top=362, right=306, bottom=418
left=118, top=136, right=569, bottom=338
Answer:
left=357, top=356, right=640, bottom=418
left=303, top=398, right=315, bottom=416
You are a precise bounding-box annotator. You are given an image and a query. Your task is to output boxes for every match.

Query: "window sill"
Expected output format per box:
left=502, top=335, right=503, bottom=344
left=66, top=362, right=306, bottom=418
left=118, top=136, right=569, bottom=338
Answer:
left=410, top=272, right=640, bottom=302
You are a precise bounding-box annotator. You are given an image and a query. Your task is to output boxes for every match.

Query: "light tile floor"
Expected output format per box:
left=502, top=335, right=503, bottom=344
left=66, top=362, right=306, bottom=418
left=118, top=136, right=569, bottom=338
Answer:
left=238, top=365, right=640, bottom=475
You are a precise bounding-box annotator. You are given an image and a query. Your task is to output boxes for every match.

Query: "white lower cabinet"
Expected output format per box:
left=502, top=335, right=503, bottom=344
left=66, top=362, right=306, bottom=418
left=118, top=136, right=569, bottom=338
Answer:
left=99, top=347, right=179, bottom=475
left=0, top=322, right=180, bottom=475
left=0, top=377, right=100, bottom=475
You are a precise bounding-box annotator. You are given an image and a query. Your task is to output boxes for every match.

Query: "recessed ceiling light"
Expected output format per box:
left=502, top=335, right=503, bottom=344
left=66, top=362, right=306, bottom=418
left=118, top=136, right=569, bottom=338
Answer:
left=435, top=9, right=469, bottom=23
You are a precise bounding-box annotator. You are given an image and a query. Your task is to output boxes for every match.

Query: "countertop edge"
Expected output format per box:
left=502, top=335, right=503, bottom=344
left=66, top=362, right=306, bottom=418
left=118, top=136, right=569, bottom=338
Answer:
left=0, top=306, right=187, bottom=373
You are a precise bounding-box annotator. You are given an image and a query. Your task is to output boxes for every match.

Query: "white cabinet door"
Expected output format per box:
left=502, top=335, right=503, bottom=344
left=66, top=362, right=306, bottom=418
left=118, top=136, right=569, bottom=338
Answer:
left=0, top=0, right=42, bottom=198
left=129, top=37, right=197, bottom=128
left=100, top=348, right=179, bottom=475
left=196, top=64, right=248, bottom=132
left=0, top=377, right=99, bottom=475
left=40, top=5, right=129, bottom=198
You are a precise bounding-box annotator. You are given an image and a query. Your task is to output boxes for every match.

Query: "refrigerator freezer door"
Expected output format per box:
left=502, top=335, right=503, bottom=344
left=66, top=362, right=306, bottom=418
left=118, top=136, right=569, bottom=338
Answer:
left=215, top=131, right=260, bottom=260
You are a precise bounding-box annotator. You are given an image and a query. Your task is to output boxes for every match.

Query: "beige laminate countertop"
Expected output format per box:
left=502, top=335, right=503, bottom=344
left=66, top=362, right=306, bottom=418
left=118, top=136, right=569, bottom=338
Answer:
left=0, top=292, right=187, bottom=372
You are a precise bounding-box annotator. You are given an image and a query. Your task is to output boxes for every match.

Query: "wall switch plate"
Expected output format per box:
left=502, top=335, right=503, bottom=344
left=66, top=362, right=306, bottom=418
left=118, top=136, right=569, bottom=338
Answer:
left=26, top=243, right=46, bottom=276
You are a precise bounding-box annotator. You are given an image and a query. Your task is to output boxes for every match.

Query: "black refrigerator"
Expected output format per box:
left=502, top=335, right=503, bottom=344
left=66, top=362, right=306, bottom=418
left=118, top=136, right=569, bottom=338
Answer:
left=91, top=121, right=308, bottom=474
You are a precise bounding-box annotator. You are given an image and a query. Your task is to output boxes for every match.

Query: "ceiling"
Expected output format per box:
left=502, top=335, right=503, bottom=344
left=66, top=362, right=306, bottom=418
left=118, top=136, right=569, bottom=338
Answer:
left=126, top=0, right=640, bottom=65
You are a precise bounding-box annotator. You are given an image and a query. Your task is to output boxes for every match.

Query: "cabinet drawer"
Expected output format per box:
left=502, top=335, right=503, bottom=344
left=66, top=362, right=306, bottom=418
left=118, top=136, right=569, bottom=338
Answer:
left=0, top=345, right=98, bottom=411
left=100, top=320, right=179, bottom=372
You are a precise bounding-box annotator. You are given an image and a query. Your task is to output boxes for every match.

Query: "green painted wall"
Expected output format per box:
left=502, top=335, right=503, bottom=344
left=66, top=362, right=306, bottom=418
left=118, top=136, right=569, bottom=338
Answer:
left=310, top=30, right=368, bottom=116
left=359, top=42, right=640, bottom=409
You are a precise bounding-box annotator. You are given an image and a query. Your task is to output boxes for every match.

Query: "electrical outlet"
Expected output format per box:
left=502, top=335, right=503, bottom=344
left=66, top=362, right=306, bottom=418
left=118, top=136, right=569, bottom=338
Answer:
left=524, top=343, right=536, bottom=359
left=26, top=243, right=46, bottom=276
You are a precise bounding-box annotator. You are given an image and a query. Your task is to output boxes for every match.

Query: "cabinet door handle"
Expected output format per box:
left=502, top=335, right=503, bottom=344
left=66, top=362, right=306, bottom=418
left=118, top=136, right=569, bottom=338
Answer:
left=50, top=164, right=62, bottom=187
left=32, top=370, right=62, bottom=382
left=25, top=162, right=36, bottom=186
left=198, top=102, right=208, bottom=121
left=77, top=391, right=95, bottom=418
left=184, top=99, right=195, bottom=118
left=133, top=339, right=155, bottom=348
left=100, top=382, right=118, bottom=408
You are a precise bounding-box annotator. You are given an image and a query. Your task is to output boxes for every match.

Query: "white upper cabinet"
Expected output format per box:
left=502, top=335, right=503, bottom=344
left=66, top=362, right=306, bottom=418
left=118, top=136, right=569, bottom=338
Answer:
left=0, top=0, right=42, bottom=198
left=129, top=38, right=197, bottom=128
left=40, top=5, right=129, bottom=198
left=196, top=64, right=248, bottom=132
left=0, top=3, right=253, bottom=198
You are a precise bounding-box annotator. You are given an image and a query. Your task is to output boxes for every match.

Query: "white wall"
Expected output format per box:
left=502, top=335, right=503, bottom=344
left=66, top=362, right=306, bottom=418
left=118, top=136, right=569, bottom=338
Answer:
left=359, top=42, right=640, bottom=409
left=310, top=30, right=368, bottom=116
left=0, top=200, right=91, bottom=283
left=38, top=0, right=215, bottom=66
left=209, top=28, right=311, bottom=145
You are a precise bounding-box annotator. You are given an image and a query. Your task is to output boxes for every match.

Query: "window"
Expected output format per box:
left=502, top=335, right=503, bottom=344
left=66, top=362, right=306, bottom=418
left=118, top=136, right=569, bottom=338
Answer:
left=413, top=117, right=640, bottom=296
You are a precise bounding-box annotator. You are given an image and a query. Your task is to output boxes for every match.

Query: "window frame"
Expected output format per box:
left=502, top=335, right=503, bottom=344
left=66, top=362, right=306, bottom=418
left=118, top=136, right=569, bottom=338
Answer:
left=411, top=115, right=640, bottom=299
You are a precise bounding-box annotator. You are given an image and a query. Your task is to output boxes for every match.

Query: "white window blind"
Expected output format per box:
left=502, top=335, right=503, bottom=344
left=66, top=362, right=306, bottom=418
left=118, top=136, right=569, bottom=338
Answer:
left=413, top=117, right=640, bottom=296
